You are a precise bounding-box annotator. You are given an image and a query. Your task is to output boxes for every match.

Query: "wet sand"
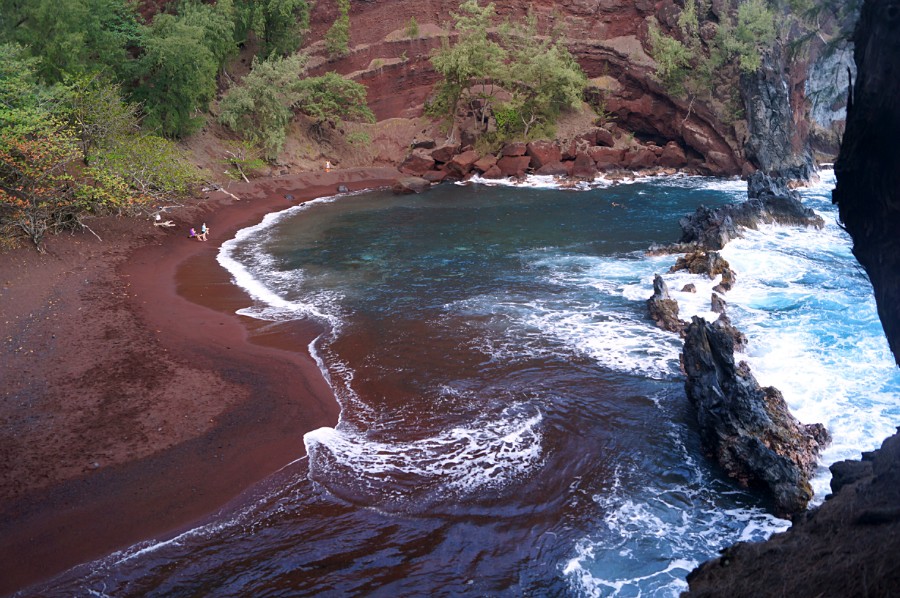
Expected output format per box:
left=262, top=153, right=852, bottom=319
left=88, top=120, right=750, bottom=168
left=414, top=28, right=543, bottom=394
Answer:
left=0, top=168, right=402, bottom=594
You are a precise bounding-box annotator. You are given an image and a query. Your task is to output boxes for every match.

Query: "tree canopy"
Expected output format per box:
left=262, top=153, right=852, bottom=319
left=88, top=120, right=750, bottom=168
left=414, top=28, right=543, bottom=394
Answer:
left=219, top=55, right=374, bottom=159
left=0, top=40, right=200, bottom=249
left=647, top=0, right=779, bottom=99
left=429, top=1, right=587, bottom=140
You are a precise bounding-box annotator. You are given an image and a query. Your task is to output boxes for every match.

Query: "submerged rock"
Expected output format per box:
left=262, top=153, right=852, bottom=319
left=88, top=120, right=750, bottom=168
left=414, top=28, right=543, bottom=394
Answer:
left=682, top=316, right=830, bottom=516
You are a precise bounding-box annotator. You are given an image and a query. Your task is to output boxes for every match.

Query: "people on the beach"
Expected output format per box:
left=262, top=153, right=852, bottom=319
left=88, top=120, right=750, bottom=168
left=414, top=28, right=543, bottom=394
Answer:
left=198, top=223, right=209, bottom=241
left=189, top=227, right=198, bottom=239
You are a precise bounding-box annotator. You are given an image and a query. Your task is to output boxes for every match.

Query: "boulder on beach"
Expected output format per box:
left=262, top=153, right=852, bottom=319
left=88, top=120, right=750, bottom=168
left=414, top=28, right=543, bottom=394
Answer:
left=526, top=140, right=561, bottom=169
left=392, top=177, right=431, bottom=194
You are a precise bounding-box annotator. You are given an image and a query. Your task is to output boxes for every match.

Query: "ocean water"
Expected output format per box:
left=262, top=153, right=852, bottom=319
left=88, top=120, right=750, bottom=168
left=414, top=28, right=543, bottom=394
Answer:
left=40, top=171, right=900, bottom=597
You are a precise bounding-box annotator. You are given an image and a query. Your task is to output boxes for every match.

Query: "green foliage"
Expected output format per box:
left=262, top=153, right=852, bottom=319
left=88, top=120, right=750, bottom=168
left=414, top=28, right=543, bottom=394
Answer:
left=219, top=53, right=308, bottom=160
left=94, top=133, right=202, bottom=198
left=325, top=0, right=351, bottom=58
left=0, top=120, right=148, bottom=249
left=294, top=72, right=376, bottom=140
left=430, top=0, right=506, bottom=119
left=223, top=140, right=267, bottom=180
left=0, top=42, right=198, bottom=248
left=502, top=16, right=587, bottom=135
left=345, top=130, right=371, bottom=145
left=648, top=21, right=692, bottom=95
left=261, top=0, right=310, bottom=58
left=0, top=0, right=140, bottom=82
left=430, top=3, right=587, bottom=140
left=61, top=74, right=141, bottom=164
left=406, top=16, right=420, bottom=38
left=176, top=0, right=239, bottom=69
left=493, top=104, right=522, bottom=137
left=0, top=44, right=63, bottom=134
left=133, top=14, right=218, bottom=138
left=219, top=55, right=374, bottom=158
left=647, top=0, right=776, bottom=98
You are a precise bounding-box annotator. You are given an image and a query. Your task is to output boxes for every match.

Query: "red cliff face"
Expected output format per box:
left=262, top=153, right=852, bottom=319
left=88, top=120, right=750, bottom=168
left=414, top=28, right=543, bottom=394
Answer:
left=307, top=0, right=745, bottom=175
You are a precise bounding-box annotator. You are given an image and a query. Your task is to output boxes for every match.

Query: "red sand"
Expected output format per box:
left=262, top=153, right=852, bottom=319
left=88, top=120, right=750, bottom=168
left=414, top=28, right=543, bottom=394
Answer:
left=0, top=168, right=402, bottom=594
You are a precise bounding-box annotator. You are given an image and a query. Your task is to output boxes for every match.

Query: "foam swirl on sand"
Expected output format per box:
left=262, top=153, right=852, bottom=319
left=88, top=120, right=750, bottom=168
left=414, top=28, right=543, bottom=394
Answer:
left=304, top=405, right=544, bottom=514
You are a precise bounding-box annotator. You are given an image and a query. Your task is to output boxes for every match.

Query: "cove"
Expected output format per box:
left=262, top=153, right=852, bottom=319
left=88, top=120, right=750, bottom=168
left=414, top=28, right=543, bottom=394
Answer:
left=40, top=172, right=900, bottom=597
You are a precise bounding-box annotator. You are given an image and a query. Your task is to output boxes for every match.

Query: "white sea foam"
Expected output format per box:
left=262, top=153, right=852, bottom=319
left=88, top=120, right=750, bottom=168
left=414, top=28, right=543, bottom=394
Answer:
left=304, top=406, right=544, bottom=511
left=217, top=196, right=344, bottom=327
left=451, top=248, right=731, bottom=380
left=564, top=421, right=790, bottom=598
left=713, top=199, right=900, bottom=500
left=465, top=173, right=611, bottom=190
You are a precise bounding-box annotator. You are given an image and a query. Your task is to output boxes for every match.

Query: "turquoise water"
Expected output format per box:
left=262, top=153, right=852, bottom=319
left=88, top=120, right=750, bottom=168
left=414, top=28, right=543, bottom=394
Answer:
left=42, top=172, right=900, bottom=596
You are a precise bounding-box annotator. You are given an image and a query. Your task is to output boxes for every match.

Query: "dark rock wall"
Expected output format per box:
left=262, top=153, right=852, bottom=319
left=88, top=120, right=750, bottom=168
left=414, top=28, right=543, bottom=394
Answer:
left=741, top=42, right=815, bottom=179
left=833, top=0, right=900, bottom=366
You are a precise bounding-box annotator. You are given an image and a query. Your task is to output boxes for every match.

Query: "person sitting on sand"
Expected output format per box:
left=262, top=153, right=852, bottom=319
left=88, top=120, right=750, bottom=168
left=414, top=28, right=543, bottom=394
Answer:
left=189, top=227, right=198, bottom=239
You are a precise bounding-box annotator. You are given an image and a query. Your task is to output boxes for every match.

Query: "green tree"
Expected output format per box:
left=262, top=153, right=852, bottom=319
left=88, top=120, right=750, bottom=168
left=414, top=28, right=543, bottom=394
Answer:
left=62, top=75, right=141, bottom=164
left=430, top=0, right=506, bottom=119
left=219, top=55, right=374, bottom=158
left=0, top=44, right=62, bottom=133
left=430, top=4, right=586, bottom=138
left=133, top=14, right=218, bottom=138
left=0, top=0, right=140, bottom=82
left=733, top=0, right=777, bottom=72
left=176, top=0, right=239, bottom=69
left=324, top=0, right=351, bottom=58
left=261, top=0, right=310, bottom=58
left=501, top=15, right=587, bottom=137
left=0, top=121, right=146, bottom=249
left=294, top=72, right=375, bottom=140
left=648, top=20, right=693, bottom=95
left=0, top=29, right=200, bottom=249
left=219, top=53, right=309, bottom=160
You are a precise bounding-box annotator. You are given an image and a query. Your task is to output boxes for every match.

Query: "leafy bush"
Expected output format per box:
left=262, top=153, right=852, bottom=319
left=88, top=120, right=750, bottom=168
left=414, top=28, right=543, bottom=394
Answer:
left=406, top=16, right=420, bottom=38
left=325, top=0, right=351, bottom=58
left=648, top=22, right=692, bottom=95
left=647, top=0, right=776, bottom=98
left=219, top=54, right=308, bottom=160
left=219, top=55, right=374, bottom=158
left=430, top=3, right=587, bottom=140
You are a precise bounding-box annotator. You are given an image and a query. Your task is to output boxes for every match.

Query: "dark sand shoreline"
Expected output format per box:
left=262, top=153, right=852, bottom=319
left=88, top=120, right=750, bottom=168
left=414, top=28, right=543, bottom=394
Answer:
left=0, top=168, right=402, bottom=594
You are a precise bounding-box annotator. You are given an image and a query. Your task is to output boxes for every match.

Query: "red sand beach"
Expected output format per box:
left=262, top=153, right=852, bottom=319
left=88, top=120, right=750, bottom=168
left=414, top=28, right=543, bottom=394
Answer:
left=0, top=167, right=402, bottom=594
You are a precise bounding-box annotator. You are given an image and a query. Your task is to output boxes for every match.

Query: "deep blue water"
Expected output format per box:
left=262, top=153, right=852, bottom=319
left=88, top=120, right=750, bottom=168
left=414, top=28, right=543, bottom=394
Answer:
left=40, top=172, right=900, bottom=597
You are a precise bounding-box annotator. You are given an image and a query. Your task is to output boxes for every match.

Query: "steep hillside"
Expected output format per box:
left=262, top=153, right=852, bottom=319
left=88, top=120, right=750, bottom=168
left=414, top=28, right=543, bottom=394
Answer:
left=290, top=0, right=845, bottom=178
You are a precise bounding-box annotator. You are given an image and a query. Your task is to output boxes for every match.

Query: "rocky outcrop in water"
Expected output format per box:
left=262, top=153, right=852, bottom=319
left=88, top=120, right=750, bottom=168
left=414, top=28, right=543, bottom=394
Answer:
left=676, top=188, right=825, bottom=251
left=687, top=0, right=900, bottom=592
left=685, top=429, right=900, bottom=597
left=682, top=316, right=830, bottom=516
left=647, top=274, right=685, bottom=335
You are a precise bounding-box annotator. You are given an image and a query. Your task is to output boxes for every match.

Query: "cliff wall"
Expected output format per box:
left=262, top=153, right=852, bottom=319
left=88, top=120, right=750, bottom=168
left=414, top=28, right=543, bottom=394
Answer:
left=305, top=0, right=750, bottom=174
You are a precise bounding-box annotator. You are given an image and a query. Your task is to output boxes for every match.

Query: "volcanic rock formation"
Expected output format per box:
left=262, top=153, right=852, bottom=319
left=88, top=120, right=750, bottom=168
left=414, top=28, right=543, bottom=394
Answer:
left=682, top=316, right=830, bottom=516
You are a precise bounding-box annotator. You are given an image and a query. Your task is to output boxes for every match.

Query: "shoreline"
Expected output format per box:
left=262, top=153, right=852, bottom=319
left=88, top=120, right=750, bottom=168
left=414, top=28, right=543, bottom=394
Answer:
left=0, top=168, right=402, bottom=594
